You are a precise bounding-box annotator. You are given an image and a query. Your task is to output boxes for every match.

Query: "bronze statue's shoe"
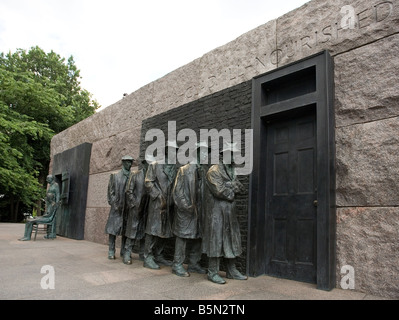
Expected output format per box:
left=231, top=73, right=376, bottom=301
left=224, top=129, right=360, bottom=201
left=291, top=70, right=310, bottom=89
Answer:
left=18, top=237, right=30, bottom=241
left=108, top=250, right=116, bottom=260
left=172, top=265, right=190, bottom=277
left=188, top=264, right=206, bottom=274
left=155, top=256, right=173, bottom=266
left=207, top=273, right=226, bottom=285
left=123, top=252, right=132, bottom=265
left=226, top=260, right=248, bottom=280
left=144, top=257, right=160, bottom=270
left=226, top=270, right=248, bottom=280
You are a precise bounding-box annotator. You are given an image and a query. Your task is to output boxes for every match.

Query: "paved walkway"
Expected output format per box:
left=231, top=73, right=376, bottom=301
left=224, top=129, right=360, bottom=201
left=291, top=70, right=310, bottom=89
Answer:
left=0, top=223, right=389, bottom=301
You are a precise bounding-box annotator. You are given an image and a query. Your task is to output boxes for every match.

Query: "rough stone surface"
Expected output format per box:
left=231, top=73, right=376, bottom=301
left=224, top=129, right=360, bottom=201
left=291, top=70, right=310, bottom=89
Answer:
left=89, top=126, right=142, bottom=174
left=50, top=82, right=155, bottom=158
left=153, top=58, right=201, bottom=113
left=335, top=34, right=399, bottom=127
left=276, top=0, right=399, bottom=67
left=199, top=20, right=276, bottom=98
left=336, top=207, right=399, bottom=299
left=84, top=207, right=109, bottom=245
left=86, top=171, right=117, bottom=209
left=336, top=117, right=399, bottom=206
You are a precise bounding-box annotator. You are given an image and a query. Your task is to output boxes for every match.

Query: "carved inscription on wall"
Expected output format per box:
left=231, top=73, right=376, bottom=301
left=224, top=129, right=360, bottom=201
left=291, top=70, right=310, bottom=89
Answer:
left=267, top=1, right=396, bottom=66
left=196, top=1, right=397, bottom=102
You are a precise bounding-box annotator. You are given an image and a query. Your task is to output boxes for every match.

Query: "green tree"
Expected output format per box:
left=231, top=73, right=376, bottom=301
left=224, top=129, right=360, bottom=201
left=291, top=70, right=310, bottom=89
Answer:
left=0, top=46, right=100, bottom=222
left=0, top=102, right=53, bottom=221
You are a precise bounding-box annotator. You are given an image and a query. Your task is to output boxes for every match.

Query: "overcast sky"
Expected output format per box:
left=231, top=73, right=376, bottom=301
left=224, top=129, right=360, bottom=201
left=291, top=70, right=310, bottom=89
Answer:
left=0, top=0, right=309, bottom=111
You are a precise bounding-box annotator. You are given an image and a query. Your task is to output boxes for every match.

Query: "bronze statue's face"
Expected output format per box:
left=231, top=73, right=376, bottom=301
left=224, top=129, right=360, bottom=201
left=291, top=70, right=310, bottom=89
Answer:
left=46, top=175, right=54, bottom=183
left=122, top=160, right=133, bottom=171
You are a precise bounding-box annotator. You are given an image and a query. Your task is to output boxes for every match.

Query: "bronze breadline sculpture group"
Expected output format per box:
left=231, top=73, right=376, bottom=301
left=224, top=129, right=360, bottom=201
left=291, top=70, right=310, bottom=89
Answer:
left=105, top=141, right=247, bottom=284
left=19, top=141, right=247, bottom=284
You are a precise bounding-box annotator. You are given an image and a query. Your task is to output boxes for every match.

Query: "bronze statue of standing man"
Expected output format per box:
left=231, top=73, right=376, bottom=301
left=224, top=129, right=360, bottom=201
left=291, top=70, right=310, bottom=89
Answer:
left=202, top=143, right=247, bottom=284
left=143, top=141, right=178, bottom=269
left=123, top=156, right=151, bottom=264
left=105, top=155, right=134, bottom=260
left=171, top=142, right=211, bottom=277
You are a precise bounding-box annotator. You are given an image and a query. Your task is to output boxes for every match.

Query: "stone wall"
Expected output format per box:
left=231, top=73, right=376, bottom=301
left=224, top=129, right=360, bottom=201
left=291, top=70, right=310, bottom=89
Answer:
left=334, top=33, right=399, bottom=298
left=50, top=0, right=399, bottom=298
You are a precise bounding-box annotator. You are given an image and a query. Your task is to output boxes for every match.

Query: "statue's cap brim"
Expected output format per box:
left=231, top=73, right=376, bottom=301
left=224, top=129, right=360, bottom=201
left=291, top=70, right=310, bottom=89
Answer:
left=122, top=155, right=134, bottom=161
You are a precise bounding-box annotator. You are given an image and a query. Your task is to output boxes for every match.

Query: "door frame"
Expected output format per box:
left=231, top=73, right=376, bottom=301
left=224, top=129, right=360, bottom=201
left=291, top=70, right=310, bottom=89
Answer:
left=247, top=50, right=336, bottom=290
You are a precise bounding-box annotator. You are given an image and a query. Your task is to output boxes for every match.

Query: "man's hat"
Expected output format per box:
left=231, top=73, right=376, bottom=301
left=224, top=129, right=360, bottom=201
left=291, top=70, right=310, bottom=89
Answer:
left=122, top=155, right=134, bottom=162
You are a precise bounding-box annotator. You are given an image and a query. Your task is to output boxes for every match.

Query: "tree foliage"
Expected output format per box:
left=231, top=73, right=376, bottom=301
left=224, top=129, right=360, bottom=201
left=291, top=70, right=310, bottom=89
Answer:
left=0, top=46, right=100, bottom=221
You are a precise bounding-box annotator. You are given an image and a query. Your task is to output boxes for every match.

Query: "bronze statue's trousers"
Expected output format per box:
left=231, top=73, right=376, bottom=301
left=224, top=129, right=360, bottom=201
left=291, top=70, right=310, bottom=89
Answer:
left=124, top=238, right=145, bottom=257
left=173, top=237, right=202, bottom=268
left=124, top=238, right=135, bottom=256
left=108, top=234, right=116, bottom=254
left=143, top=234, right=166, bottom=260
left=208, top=257, right=221, bottom=277
left=226, top=258, right=241, bottom=276
left=208, top=257, right=242, bottom=276
left=108, top=234, right=127, bottom=255
left=23, top=221, right=36, bottom=240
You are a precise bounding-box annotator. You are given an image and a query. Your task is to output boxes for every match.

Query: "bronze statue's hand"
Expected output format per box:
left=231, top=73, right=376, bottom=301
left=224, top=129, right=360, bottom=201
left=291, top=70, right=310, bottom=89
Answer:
left=232, top=181, right=244, bottom=193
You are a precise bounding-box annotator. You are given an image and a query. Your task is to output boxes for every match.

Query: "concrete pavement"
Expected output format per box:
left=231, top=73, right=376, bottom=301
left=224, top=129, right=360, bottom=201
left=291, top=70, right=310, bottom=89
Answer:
left=0, top=223, right=389, bottom=301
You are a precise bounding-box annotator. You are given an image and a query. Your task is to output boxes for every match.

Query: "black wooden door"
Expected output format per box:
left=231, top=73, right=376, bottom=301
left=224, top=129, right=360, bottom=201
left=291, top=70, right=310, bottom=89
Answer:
left=264, top=111, right=317, bottom=283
